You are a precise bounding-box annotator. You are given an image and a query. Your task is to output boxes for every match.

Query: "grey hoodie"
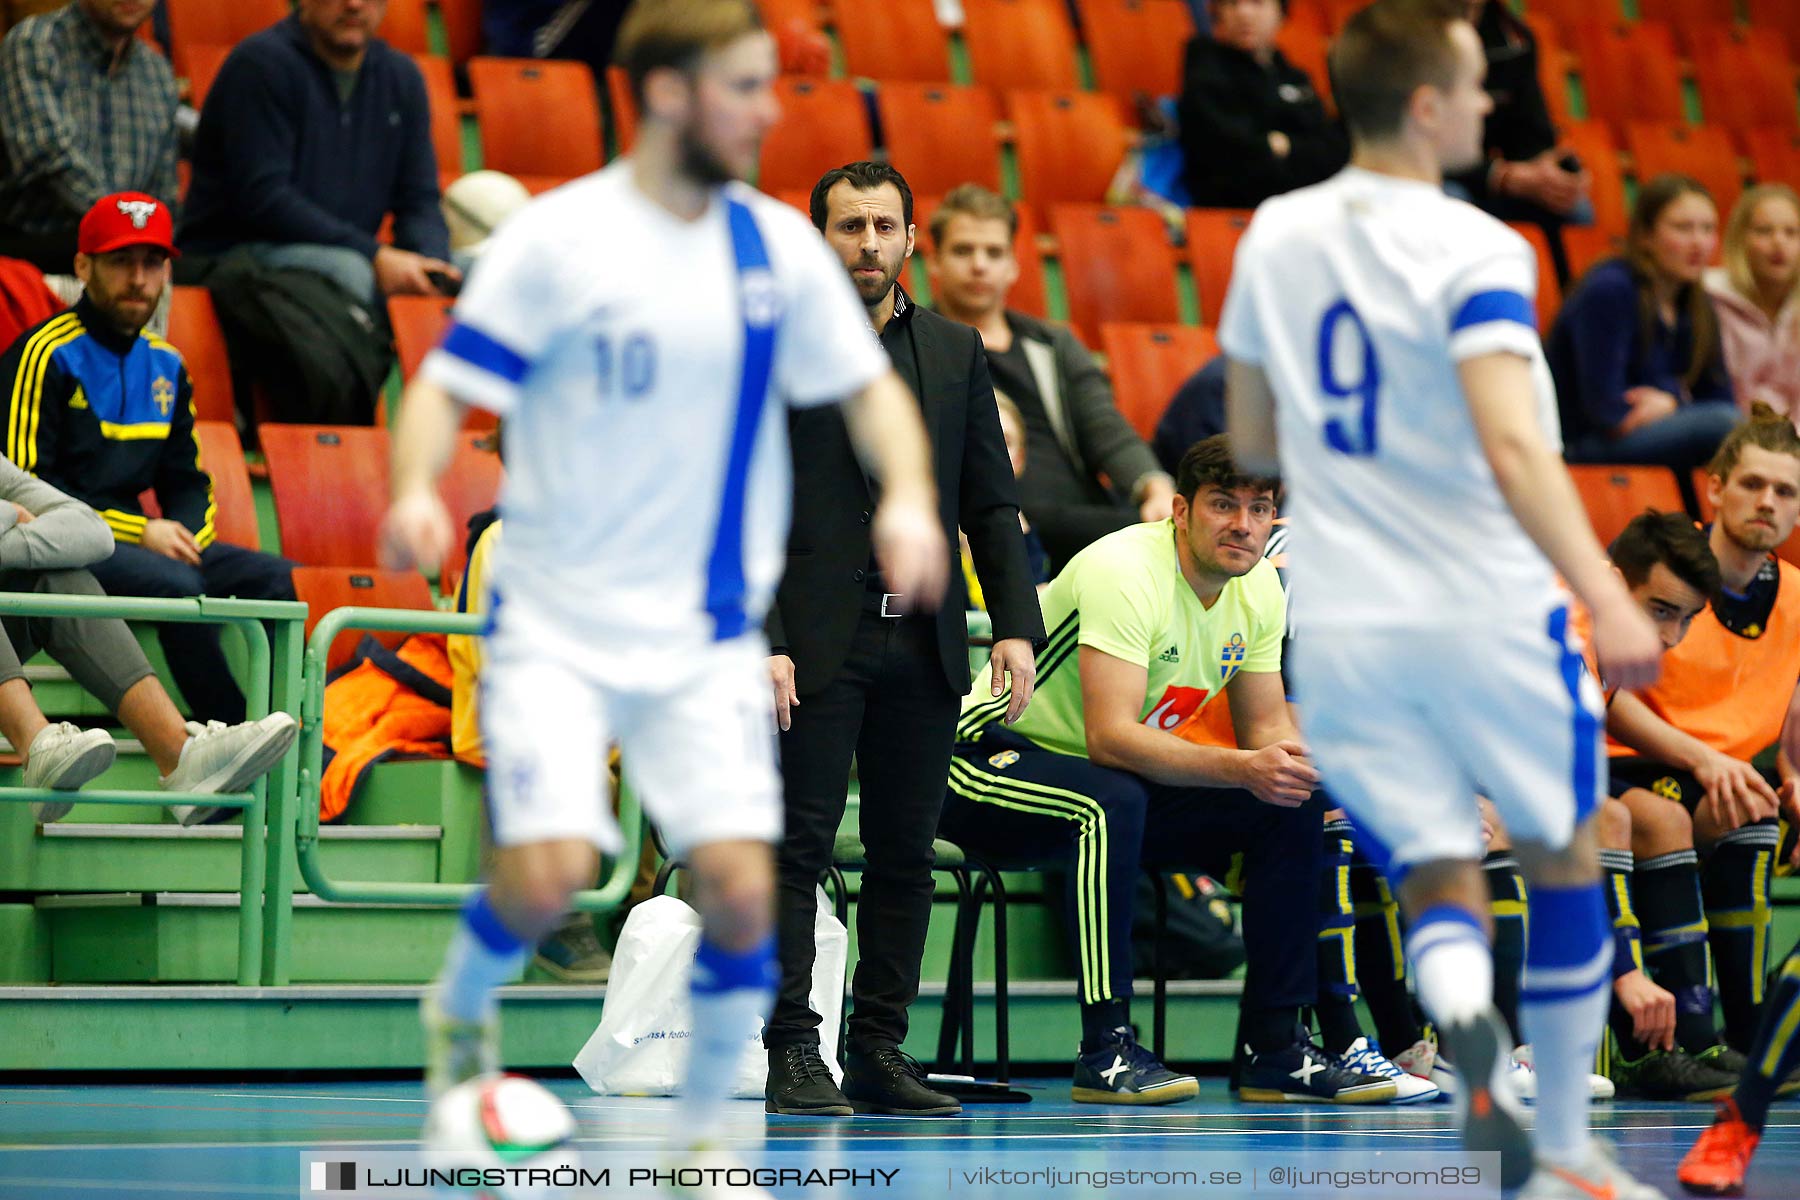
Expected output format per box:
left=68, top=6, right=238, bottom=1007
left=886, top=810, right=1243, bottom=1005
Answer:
left=0, top=456, right=114, bottom=572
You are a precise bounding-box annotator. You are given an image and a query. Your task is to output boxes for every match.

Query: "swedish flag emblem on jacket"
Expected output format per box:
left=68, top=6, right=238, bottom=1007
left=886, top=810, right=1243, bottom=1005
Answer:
left=0, top=297, right=216, bottom=548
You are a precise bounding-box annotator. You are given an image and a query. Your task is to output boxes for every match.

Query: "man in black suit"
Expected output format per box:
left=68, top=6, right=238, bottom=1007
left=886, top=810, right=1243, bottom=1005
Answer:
left=763, top=161, right=1045, bottom=1117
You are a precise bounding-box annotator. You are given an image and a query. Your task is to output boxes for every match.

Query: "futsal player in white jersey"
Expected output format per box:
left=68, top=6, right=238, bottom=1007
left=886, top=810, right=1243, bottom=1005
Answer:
left=1221, top=2, right=1667, bottom=1197
left=378, top=0, right=948, bottom=1183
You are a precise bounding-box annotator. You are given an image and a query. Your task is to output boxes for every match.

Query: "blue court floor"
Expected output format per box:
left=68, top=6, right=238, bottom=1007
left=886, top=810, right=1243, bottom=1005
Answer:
left=2, top=1078, right=1797, bottom=1199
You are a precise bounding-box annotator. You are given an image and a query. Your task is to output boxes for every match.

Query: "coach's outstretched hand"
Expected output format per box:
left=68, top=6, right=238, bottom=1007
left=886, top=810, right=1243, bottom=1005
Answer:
left=870, top=493, right=949, bottom=612
left=1591, top=596, right=1664, bottom=693
left=379, top=489, right=455, bottom=573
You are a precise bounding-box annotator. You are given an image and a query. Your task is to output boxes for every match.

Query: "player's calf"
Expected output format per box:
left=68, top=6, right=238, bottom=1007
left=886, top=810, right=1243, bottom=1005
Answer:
left=680, top=840, right=779, bottom=1148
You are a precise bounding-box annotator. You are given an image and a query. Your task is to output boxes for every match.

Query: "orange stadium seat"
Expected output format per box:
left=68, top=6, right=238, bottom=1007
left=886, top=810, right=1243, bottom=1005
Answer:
left=191, top=421, right=259, bottom=552
left=913, top=194, right=1049, bottom=319
left=388, top=297, right=499, bottom=432
left=962, top=0, right=1081, bottom=92
left=1562, top=120, right=1630, bottom=237
left=1080, top=0, right=1194, bottom=107
left=139, top=421, right=260, bottom=552
left=876, top=84, right=1003, bottom=196
left=1506, top=222, right=1563, bottom=330
left=1690, top=27, right=1799, bottom=136
left=261, top=425, right=391, bottom=568
left=1561, top=225, right=1626, bottom=282
left=468, top=57, right=605, bottom=193
left=1007, top=91, right=1132, bottom=216
left=439, top=433, right=506, bottom=590
left=607, top=66, right=639, bottom=155
left=1324, top=0, right=1368, bottom=31
left=183, top=42, right=229, bottom=109
left=390, top=295, right=453, bottom=383
left=1184, top=208, right=1253, bottom=324
left=1568, top=20, right=1685, bottom=137
left=1744, top=125, right=1800, bottom=186
left=1625, top=122, right=1744, bottom=222
left=759, top=78, right=873, bottom=193
left=1523, top=16, right=1574, bottom=135
left=1693, top=468, right=1800, bottom=568
left=1274, top=22, right=1332, bottom=112
left=1522, top=0, right=1623, bottom=27
left=758, top=0, right=824, bottom=32
left=1100, top=323, right=1219, bottom=439
left=166, top=287, right=236, bottom=424
left=1282, top=0, right=1328, bottom=37
left=773, top=190, right=813, bottom=218
left=1636, top=0, right=1738, bottom=24
left=1677, top=20, right=1791, bottom=62
left=381, top=0, right=431, bottom=56
left=413, top=54, right=463, bottom=181
left=164, top=0, right=288, bottom=77
left=1570, top=465, right=1686, bottom=548
left=436, top=0, right=483, bottom=63
left=1748, top=0, right=1800, bottom=59
left=1051, top=204, right=1180, bottom=346
left=293, top=567, right=437, bottom=672
left=831, top=0, right=951, bottom=82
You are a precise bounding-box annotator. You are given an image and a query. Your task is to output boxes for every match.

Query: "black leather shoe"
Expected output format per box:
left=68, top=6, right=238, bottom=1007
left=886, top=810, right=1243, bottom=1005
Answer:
left=841, top=1047, right=962, bottom=1115
left=764, top=1043, right=852, bottom=1115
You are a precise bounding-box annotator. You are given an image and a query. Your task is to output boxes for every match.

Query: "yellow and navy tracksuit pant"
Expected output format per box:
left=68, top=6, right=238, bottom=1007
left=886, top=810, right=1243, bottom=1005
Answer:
left=940, top=722, right=1323, bottom=1013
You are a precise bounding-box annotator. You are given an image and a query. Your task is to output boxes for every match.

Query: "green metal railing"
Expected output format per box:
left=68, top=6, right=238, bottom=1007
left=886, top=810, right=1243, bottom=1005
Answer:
left=17, top=597, right=996, bottom=986
left=0, top=592, right=307, bottom=985
left=271, top=605, right=642, bottom=983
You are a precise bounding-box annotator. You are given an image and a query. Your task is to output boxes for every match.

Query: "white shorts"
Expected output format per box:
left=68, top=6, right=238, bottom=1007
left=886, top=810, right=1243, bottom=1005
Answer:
left=479, top=601, right=782, bottom=858
left=1290, top=603, right=1605, bottom=878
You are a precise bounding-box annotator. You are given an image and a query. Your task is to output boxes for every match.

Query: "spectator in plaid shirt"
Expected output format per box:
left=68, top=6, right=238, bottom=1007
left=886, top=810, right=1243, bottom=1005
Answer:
left=0, top=0, right=179, bottom=275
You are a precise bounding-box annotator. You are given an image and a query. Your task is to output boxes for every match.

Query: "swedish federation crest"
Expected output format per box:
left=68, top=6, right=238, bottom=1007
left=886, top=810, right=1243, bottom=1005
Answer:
left=1219, top=632, right=1247, bottom=683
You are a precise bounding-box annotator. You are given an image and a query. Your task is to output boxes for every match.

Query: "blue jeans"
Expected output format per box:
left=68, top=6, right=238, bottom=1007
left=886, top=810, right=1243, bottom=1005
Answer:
left=1568, top=400, right=1742, bottom=471
left=241, top=242, right=376, bottom=306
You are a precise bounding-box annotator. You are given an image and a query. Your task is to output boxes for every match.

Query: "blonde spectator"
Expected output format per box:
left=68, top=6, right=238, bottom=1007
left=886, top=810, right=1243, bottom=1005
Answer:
left=1707, top=184, right=1800, bottom=425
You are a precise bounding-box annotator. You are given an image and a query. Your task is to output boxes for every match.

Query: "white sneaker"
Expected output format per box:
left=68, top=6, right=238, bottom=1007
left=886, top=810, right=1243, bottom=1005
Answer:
left=1337, top=1037, right=1441, bottom=1104
left=161, top=713, right=299, bottom=826
left=1392, top=1038, right=1455, bottom=1102
left=664, top=1145, right=776, bottom=1199
left=1519, top=1137, right=1665, bottom=1199
left=1511, top=1044, right=1616, bottom=1103
left=23, top=722, right=116, bottom=823
left=420, top=992, right=499, bottom=1103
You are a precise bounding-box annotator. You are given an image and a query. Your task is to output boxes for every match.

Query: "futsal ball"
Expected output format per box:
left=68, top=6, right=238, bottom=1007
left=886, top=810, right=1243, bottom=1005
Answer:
left=421, top=1074, right=580, bottom=1199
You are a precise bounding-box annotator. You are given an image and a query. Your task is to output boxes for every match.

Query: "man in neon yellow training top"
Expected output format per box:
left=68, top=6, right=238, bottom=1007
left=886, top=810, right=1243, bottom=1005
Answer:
left=940, top=435, right=1395, bottom=1107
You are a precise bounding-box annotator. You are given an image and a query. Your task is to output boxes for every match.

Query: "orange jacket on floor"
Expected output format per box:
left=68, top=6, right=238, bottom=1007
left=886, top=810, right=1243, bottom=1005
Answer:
left=320, top=633, right=453, bottom=821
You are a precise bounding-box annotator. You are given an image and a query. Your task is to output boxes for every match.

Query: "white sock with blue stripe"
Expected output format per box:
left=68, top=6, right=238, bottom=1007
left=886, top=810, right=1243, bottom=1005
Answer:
left=434, top=889, right=529, bottom=1023
left=1520, top=880, right=1612, bottom=1166
left=1405, top=904, right=1493, bottom=1029
left=679, top=935, right=777, bottom=1147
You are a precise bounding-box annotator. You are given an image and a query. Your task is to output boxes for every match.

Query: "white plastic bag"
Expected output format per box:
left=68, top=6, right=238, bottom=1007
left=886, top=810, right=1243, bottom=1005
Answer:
left=574, top=890, right=848, bottom=1097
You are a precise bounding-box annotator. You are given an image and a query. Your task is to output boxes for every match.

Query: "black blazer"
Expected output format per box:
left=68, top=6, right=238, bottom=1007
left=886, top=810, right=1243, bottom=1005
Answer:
left=766, top=291, right=1046, bottom=698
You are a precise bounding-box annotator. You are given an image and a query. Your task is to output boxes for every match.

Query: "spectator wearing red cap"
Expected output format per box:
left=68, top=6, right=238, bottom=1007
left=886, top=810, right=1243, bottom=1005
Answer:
left=0, top=0, right=178, bottom=275
left=0, top=192, right=298, bottom=731
left=175, top=0, right=458, bottom=304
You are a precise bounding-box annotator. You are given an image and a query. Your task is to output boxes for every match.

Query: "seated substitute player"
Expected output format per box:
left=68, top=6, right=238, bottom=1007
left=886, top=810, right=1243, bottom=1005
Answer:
left=1605, top=408, right=1800, bottom=1077
left=1376, top=517, right=1720, bottom=1105
left=377, top=1, right=949, bottom=1189
left=941, top=436, right=1395, bottom=1107
left=1221, top=1, right=1667, bottom=1194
